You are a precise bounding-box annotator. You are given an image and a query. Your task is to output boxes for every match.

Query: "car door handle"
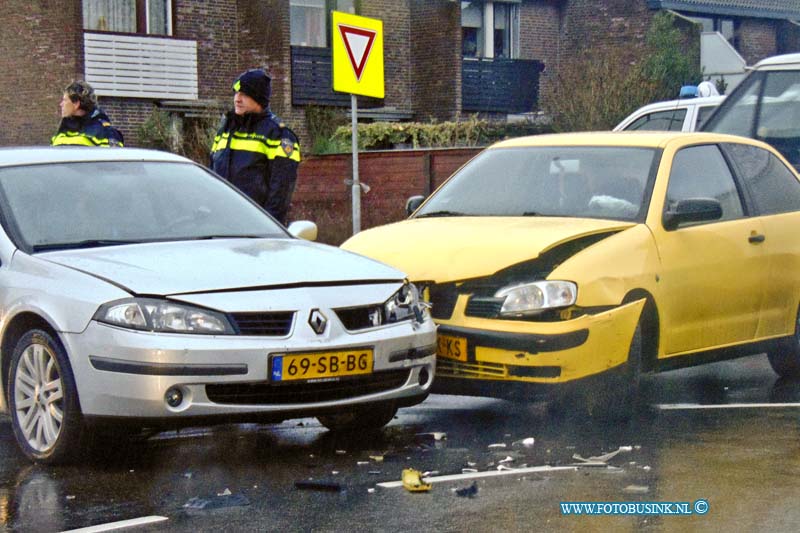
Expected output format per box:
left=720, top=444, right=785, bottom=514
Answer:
left=748, top=233, right=766, bottom=244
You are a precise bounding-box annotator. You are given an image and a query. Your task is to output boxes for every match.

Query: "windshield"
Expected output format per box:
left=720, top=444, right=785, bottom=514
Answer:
left=415, top=146, right=657, bottom=221
left=0, top=161, right=287, bottom=252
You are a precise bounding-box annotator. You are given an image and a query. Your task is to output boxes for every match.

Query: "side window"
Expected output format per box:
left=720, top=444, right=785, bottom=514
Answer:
left=665, top=145, right=744, bottom=224
left=82, top=0, right=172, bottom=35
left=290, top=0, right=355, bottom=47
left=625, top=109, right=686, bottom=131
left=724, top=143, right=800, bottom=215
left=695, top=105, right=718, bottom=130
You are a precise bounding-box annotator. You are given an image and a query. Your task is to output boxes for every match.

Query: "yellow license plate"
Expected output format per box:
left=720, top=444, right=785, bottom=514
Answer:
left=437, top=334, right=467, bottom=362
left=271, top=349, right=373, bottom=382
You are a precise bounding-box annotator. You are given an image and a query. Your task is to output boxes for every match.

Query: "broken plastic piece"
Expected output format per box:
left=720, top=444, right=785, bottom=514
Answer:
left=488, top=443, right=507, bottom=449
left=415, top=432, right=447, bottom=441
left=454, top=481, right=479, bottom=498
left=295, top=480, right=343, bottom=492
left=623, top=485, right=649, bottom=494
left=402, top=468, right=432, bottom=492
left=183, top=494, right=250, bottom=511
left=369, top=455, right=385, bottom=462
left=462, top=468, right=478, bottom=473
left=217, top=488, right=232, bottom=496
left=498, top=456, right=514, bottom=464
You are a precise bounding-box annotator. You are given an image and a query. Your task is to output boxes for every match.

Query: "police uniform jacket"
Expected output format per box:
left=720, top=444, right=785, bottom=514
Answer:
left=210, top=110, right=301, bottom=222
left=51, top=109, right=124, bottom=147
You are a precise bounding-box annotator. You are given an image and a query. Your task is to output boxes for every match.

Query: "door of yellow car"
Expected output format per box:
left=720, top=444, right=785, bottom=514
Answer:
left=653, top=144, right=767, bottom=356
left=721, top=142, right=800, bottom=338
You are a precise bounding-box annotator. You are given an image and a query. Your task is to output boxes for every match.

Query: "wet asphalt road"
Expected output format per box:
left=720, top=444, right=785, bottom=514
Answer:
left=1, top=353, right=799, bottom=533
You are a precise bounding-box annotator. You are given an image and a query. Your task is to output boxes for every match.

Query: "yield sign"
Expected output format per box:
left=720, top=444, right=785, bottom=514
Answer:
left=338, top=25, right=376, bottom=82
left=332, top=11, right=384, bottom=98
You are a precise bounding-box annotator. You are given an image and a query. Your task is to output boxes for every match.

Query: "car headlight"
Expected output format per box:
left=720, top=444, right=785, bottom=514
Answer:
left=495, top=281, right=577, bottom=316
left=94, top=298, right=235, bottom=334
left=384, top=282, right=428, bottom=324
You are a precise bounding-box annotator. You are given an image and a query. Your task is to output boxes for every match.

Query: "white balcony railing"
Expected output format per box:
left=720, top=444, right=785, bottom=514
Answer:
left=84, top=32, right=198, bottom=100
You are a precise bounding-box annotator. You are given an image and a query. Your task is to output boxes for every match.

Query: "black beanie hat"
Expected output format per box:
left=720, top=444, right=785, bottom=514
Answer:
left=233, top=69, right=271, bottom=108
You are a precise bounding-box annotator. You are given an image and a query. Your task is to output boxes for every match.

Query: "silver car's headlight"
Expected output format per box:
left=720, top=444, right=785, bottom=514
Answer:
left=384, top=282, right=428, bottom=324
left=94, top=298, right=235, bottom=334
left=495, top=281, right=577, bottom=316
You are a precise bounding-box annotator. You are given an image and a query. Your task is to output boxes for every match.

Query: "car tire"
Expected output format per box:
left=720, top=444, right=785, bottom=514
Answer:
left=551, top=320, right=643, bottom=420
left=317, top=403, right=398, bottom=432
left=767, top=307, right=800, bottom=378
left=7, top=329, right=83, bottom=464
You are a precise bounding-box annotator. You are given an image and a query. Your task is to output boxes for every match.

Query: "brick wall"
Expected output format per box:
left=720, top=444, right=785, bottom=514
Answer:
left=738, top=18, right=778, bottom=65
left=290, top=148, right=480, bottom=244
left=520, top=1, right=562, bottom=108
left=0, top=0, right=83, bottom=145
left=560, top=0, right=654, bottom=62
left=409, top=0, right=460, bottom=121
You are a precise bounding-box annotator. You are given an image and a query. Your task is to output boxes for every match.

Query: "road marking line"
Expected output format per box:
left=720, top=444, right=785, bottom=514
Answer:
left=61, top=516, right=168, bottom=532
left=656, top=402, right=800, bottom=410
left=377, top=465, right=577, bottom=488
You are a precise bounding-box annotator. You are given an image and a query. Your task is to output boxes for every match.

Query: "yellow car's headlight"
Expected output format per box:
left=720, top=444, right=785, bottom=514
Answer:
left=495, top=281, right=577, bottom=316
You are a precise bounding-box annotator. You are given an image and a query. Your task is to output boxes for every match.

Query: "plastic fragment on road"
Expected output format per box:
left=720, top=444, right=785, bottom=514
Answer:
left=499, top=456, right=514, bottom=464
left=369, top=455, right=385, bottom=462
left=462, top=468, right=478, bottom=473
left=217, top=488, right=232, bottom=496
left=453, top=481, right=479, bottom=498
left=512, top=437, right=535, bottom=448
left=488, top=443, right=507, bottom=449
left=572, top=446, right=633, bottom=464
left=402, top=468, right=432, bottom=492
left=623, top=485, right=650, bottom=494
left=335, top=450, right=347, bottom=455
left=183, top=493, right=250, bottom=511
left=295, top=479, right=343, bottom=492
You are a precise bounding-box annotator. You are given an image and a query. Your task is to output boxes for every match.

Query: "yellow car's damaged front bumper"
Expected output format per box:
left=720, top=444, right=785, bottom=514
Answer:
left=433, top=298, right=645, bottom=398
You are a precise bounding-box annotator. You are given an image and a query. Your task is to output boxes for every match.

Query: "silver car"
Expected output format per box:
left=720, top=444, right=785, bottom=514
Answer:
left=0, top=147, right=436, bottom=463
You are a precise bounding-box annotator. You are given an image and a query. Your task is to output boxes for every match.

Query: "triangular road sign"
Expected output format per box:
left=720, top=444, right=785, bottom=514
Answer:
left=338, top=24, right=376, bottom=82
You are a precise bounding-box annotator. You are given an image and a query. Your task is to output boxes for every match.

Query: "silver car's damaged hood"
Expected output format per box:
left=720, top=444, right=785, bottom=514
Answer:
left=39, top=238, right=405, bottom=295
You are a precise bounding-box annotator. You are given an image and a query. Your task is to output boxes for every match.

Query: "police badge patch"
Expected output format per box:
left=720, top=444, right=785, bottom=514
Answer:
left=281, top=138, right=294, bottom=156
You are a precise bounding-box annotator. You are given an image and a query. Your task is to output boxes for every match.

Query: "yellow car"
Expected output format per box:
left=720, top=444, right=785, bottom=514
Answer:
left=342, top=131, right=800, bottom=416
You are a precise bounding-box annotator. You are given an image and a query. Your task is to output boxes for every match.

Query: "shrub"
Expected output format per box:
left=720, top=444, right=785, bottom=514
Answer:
left=137, top=106, right=221, bottom=164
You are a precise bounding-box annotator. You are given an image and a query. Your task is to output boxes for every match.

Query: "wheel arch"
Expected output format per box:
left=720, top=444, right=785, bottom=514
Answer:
left=1, top=312, right=62, bottom=410
left=622, top=289, right=660, bottom=372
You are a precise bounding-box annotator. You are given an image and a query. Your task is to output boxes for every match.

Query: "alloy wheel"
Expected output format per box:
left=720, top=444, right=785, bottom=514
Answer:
left=13, top=342, right=65, bottom=452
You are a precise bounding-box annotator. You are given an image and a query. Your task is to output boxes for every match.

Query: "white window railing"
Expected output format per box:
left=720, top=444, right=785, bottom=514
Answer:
left=84, top=32, right=197, bottom=100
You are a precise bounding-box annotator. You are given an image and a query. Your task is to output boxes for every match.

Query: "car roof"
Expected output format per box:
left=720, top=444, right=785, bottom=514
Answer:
left=754, top=53, right=800, bottom=69
left=0, top=146, right=192, bottom=168
left=490, top=131, right=771, bottom=150
left=623, top=95, right=725, bottom=115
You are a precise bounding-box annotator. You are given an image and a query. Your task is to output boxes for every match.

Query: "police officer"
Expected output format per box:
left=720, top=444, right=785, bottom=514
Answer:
left=210, top=68, right=301, bottom=225
left=51, top=81, right=124, bottom=147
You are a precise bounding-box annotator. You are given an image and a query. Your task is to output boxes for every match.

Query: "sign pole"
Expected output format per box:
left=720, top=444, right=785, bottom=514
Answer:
left=351, top=93, right=361, bottom=234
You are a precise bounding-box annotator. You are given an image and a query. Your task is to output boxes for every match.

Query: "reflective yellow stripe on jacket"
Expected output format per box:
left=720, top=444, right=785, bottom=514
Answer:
left=211, top=132, right=301, bottom=162
left=51, top=132, right=117, bottom=147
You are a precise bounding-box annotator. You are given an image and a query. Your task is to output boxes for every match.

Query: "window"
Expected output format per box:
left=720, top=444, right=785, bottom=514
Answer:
left=665, top=145, right=744, bottom=224
left=291, top=0, right=356, bottom=47
left=723, top=143, right=800, bottom=216
left=625, top=109, right=687, bottom=131
left=461, top=1, right=519, bottom=59
left=689, top=14, right=740, bottom=50
left=82, top=0, right=172, bottom=35
left=695, top=105, right=719, bottom=129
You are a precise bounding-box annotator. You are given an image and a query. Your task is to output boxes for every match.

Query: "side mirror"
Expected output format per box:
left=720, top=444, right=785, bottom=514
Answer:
left=287, top=220, right=318, bottom=241
left=406, top=195, right=426, bottom=217
left=663, top=198, right=722, bottom=230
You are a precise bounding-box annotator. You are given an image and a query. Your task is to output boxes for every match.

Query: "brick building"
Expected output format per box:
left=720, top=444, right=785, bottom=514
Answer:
left=1, top=0, right=798, bottom=149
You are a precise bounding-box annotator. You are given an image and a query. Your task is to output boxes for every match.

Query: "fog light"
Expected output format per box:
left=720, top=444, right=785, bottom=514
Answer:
left=418, top=367, right=430, bottom=387
left=165, top=387, right=183, bottom=408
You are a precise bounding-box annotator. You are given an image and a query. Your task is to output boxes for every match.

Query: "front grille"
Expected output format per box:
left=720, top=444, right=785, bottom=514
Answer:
left=465, top=297, right=503, bottom=318
left=428, top=283, right=459, bottom=320
left=230, top=312, right=295, bottom=336
left=205, top=369, right=411, bottom=405
left=437, top=358, right=507, bottom=379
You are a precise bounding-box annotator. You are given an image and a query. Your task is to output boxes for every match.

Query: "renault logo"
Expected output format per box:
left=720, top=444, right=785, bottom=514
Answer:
left=308, top=309, right=328, bottom=335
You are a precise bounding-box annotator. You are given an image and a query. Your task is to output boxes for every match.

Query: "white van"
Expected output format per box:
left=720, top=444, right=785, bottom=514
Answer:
left=614, top=95, right=724, bottom=132
left=702, top=53, right=800, bottom=169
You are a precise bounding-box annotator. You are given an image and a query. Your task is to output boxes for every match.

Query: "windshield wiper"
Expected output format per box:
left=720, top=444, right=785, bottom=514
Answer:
left=188, top=234, right=268, bottom=240
left=32, top=239, right=144, bottom=252
left=415, top=210, right=467, bottom=218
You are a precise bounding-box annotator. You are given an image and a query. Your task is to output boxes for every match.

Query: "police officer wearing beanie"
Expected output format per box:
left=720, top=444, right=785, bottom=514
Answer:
left=51, top=81, right=124, bottom=147
left=210, top=68, right=301, bottom=225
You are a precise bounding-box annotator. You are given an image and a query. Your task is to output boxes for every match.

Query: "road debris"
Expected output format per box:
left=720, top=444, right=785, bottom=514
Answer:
left=624, top=485, right=650, bottom=494
left=183, top=493, right=250, bottom=511
left=498, top=456, right=515, bottom=464
left=572, top=446, right=633, bottom=464
left=488, top=443, right=507, bottom=449
left=512, top=437, right=536, bottom=448
left=294, top=480, right=343, bottom=492
left=415, top=432, right=447, bottom=442
left=454, top=481, right=479, bottom=498
left=402, top=468, right=432, bottom=492
left=217, top=488, right=232, bottom=496
left=379, top=465, right=578, bottom=489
